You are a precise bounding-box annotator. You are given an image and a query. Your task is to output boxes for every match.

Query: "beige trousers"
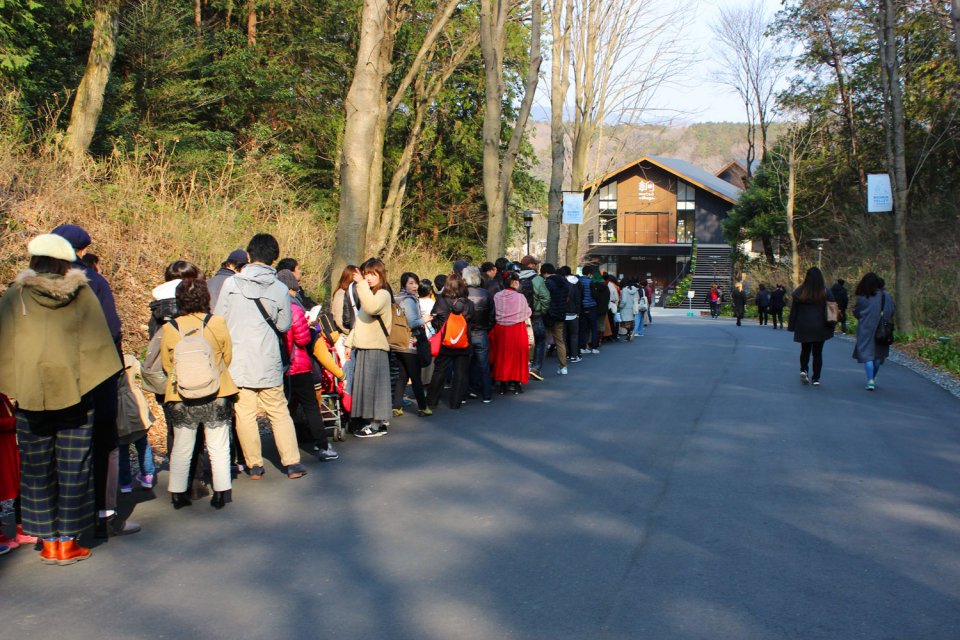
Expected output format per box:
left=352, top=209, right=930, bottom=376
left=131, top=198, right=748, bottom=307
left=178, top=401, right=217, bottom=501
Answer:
left=234, top=386, right=301, bottom=468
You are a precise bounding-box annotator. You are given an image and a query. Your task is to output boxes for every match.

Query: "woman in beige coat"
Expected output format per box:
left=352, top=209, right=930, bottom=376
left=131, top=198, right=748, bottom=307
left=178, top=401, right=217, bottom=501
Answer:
left=161, top=278, right=238, bottom=510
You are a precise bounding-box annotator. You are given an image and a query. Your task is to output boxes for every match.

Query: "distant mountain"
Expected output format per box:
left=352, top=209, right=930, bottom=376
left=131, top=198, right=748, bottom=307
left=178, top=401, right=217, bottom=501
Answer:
left=526, top=121, right=786, bottom=186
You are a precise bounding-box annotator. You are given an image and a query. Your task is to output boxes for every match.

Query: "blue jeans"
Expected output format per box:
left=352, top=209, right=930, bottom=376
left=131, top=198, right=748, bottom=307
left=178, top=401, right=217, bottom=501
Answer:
left=633, top=315, right=645, bottom=336
left=530, top=315, right=546, bottom=371
left=468, top=331, right=492, bottom=400
left=119, top=436, right=156, bottom=485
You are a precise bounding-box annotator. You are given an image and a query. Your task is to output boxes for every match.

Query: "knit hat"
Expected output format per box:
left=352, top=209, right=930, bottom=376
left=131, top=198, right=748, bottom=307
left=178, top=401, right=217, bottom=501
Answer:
left=453, top=260, right=468, bottom=275
left=28, top=234, right=77, bottom=262
left=51, top=224, right=92, bottom=250
left=225, top=248, right=248, bottom=266
left=276, top=269, right=299, bottom=292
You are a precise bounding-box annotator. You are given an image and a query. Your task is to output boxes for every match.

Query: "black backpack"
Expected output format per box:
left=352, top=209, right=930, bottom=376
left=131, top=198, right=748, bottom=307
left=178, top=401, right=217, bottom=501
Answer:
left=518, top=275, right=535, bottom=310
left=341, top=284, right=360, bottom=331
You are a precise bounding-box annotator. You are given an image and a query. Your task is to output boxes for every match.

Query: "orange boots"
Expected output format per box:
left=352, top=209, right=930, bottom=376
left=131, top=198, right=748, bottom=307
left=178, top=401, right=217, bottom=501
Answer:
left=40, top=538, right=92, bottom=566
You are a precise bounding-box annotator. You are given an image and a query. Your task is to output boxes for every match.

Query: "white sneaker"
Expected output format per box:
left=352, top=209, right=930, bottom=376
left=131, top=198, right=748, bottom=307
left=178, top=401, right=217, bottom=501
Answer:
left=557, top=367, right=568, bottom=375
left=590, top=348, right=600, bottom=354
left=800, top=371, right=809, bottom=384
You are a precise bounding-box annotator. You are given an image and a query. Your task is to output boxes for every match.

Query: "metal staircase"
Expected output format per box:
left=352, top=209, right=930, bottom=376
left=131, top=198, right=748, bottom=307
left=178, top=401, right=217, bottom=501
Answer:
left=688, top=245, right=734, bottom=310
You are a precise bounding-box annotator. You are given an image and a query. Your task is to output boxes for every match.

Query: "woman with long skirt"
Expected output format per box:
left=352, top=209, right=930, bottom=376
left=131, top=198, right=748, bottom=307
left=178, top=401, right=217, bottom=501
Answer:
left=490, top=272, right=532, bottom=395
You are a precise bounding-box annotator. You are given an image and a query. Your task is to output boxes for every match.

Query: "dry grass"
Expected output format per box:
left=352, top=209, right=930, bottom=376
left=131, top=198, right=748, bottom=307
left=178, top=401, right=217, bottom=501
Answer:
left=0, top=108, right=450, bottom=455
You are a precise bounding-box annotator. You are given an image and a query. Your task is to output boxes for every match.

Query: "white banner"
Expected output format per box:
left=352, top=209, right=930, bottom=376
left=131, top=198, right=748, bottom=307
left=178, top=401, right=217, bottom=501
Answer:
left=867, top=174, right=893, bottom=213
left=562, top=192, right=584, bottom=225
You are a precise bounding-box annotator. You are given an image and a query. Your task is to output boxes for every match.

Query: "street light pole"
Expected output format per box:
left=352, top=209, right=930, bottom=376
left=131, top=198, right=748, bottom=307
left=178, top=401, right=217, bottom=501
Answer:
left=522, top=210, right=534, bottom=256
left=810, top=237, right=829, bottom=269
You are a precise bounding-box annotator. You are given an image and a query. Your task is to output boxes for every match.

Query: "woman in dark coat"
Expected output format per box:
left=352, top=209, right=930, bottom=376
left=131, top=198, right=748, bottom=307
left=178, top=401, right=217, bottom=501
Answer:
left=852, top=272, right=895, bottom=391
left=426, top=273, right=475, bottom=410
left=731, top=283, right=746, bottom=326
left=787, top=267, right=834, bottom=386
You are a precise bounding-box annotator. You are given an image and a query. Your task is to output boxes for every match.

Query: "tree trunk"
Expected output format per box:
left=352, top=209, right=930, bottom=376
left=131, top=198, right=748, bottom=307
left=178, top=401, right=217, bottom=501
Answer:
left=952, top=0, right=960, bottom=69
left=195, top=0, right=202, bottom=38
left=786, top=140, right=800, bottom=289
left=226, top=0, right=234, bottom=28
left=820, top=12, right=867, bottom=207
left=332, top=0, right=396, bottom=288
left=247, top=0, right=257, bottom=46
left=546, top=0, right=572, bottom=265
left=63, top=0, right=121, bottom=160
left=879, top=0, right=913, bottom=332
left=480, top=0, right=541, bottom=261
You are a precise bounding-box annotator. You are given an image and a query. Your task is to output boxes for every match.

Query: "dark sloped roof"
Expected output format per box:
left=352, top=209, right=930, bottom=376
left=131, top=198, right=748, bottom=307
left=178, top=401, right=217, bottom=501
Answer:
left=585, top=156, right=743, bottom=204
left=647, top=156, right=743, bottom=203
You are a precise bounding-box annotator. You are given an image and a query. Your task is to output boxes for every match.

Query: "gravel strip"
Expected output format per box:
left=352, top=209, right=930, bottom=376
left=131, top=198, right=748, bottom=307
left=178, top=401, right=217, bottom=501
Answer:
left=836, top=334, right=960, bottom=400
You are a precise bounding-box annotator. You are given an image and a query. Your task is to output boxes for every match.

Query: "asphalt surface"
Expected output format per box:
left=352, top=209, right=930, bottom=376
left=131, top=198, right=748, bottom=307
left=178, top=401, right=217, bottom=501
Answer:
left=2, top=311, right=959, bottom=639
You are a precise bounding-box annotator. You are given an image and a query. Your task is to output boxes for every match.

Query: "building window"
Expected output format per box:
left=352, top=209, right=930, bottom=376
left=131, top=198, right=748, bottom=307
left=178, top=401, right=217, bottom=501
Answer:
left=598, top=182, right=617, bottom=242
left=676, top=180, right=695, bottom=243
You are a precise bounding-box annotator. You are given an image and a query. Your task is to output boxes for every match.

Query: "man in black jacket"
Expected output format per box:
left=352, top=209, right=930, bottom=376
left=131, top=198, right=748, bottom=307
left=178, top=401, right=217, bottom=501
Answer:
left=464, top=266, right=495, bottom=402
left=541, top=264, right=569, bottom=375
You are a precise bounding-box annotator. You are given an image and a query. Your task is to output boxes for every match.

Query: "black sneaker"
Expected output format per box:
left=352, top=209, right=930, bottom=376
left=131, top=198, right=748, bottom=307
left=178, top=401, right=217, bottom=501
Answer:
left=354, top=425, right=386, bottom=438
left=528, top=368, right=544, bottom=381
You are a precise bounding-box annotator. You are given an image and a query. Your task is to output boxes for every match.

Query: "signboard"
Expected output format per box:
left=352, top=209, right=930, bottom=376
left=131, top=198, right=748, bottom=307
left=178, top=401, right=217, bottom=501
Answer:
left=867, top=173, right=893, bottom=213
left=687, top=290, right=695, bottom=299
left=638, top=180, right=656, bottom=201
left=562, top=192, right=584, bottom=224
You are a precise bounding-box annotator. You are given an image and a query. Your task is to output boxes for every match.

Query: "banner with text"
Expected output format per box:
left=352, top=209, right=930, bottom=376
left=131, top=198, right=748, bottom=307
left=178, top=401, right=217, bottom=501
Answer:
left=867, top=174, right=893, bottom=213
left=562, top=192, right=584, bottom=225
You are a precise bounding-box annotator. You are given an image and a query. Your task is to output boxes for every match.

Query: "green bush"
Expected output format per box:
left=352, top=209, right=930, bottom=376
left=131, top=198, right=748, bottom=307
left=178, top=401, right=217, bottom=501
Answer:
left=918, top=340, right=960, bottom=376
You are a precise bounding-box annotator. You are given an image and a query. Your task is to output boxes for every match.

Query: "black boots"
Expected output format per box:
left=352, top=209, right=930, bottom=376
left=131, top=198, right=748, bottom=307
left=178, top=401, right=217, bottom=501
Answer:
left=170, top=492, right=192, bottom=510
left=210, top=491, right=226, bottom=510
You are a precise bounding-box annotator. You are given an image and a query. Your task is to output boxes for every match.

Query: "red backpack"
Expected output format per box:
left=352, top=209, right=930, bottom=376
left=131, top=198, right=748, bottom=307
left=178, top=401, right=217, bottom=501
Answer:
left=441, top=311, right=469, bottom=349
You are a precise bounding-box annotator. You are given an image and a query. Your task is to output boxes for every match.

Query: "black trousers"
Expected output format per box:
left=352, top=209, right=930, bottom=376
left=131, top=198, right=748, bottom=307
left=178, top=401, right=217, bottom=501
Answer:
left=393, top=351, right=427, bottom=410
left=427, top=351, right=470, bottom=409
left=565, top=317, right=580, bottom=358
left=758, top=307, right=768, bottom=324
left=800, top=341, right=825, bottom=380
left=287, top=372, right=328, bottom=449
left=90, top=375, right=119, bottom=513
left=771, top=308, right=784, bottom=328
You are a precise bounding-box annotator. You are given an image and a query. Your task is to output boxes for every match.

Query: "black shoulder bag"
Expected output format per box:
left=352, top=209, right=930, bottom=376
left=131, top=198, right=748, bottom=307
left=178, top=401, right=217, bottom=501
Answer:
left=874, top=293, right=895, bottom=346
left=254, top=298, right=291, bottom=373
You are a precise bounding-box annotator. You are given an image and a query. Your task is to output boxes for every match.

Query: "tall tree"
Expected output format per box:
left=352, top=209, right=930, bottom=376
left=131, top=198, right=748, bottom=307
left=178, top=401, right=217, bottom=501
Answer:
left=545, top=0, right=572, bottom=265
left=875, top=0, right=913, bottom=332
left=480, top=0, right=542, bottom=261
left=712, top=0, right=784, bottom=173
left=64, top=0, right=121, bottom=159
left=562, top=0, right=687, bottom=266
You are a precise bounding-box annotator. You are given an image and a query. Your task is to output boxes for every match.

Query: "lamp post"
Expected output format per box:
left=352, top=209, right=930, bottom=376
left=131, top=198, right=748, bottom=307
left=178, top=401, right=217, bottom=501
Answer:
left=810, top=237, right=829, bottom=268
left=520, top=210, right=535, bottom=256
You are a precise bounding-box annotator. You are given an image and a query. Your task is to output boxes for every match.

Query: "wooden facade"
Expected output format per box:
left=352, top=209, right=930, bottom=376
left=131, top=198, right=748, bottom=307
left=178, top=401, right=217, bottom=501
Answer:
left=583, top=156, right=742, bottom=288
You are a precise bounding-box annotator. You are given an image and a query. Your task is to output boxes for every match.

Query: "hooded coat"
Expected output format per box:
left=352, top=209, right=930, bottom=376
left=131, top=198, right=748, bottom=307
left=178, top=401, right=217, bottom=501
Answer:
left=618, top=285, right=640, bottom=322
left=213, top=263, right=292, bottom=388
left=0, top=269, right=121, bottom=411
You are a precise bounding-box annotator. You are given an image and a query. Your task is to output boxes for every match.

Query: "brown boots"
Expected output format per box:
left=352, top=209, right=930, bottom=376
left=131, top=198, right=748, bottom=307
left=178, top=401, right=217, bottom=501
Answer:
left=40, top=538, right=92, bottom=566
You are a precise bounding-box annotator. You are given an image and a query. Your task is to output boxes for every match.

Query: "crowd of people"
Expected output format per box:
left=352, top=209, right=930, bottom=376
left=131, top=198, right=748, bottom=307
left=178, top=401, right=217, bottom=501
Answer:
left=0, top=228, right=658, bottom=564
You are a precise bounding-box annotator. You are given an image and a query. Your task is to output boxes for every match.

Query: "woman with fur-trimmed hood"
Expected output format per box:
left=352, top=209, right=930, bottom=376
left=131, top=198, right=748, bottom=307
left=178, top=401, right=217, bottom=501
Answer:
left=0, top=234, right=121, bottom=566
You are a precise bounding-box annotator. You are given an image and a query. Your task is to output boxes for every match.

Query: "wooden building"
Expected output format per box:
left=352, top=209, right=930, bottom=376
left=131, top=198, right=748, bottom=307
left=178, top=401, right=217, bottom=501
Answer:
left=582, top=155, right=742, bottom=305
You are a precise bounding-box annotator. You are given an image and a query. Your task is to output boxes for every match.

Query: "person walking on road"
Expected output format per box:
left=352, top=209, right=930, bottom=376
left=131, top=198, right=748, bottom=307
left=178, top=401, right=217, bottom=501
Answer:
left=831, top=278, right=850, bottom=334
left=731, top=283, right=746, bottom=326
left=708, top=283, right=721, bottom=319
left=770, top=284, right=787, bottom=329
left=852, top=273, right=895, bottom=391
left=787, top=267, right=835, bottom=386
left=755, top=284, right=771, bottom=326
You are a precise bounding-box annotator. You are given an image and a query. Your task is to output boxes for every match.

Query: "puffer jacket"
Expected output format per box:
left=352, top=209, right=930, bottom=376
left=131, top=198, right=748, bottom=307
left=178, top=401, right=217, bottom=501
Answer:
left=285, top=298, right=313, bottom=376
left=467, top=286, right=494, bottom=333
left=579, top=275, right=597, bottom=308
left=213, top=263, right=292, bottom=388
left=544, top=274, right=569, bottom=322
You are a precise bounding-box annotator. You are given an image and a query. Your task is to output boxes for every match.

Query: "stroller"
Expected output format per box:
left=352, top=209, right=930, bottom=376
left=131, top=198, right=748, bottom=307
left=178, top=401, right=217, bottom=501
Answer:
left=309, top=324, right=347, bottom=442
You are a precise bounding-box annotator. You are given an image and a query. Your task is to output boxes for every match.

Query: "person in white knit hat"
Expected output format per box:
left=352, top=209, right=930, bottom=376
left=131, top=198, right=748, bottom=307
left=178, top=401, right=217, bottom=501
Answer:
left=0, top=234, right=121, bottom=565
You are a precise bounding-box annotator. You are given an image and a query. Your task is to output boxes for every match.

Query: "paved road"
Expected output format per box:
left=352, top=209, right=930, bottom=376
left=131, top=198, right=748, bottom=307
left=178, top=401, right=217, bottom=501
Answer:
left=3, top=312, right=959, bottom=639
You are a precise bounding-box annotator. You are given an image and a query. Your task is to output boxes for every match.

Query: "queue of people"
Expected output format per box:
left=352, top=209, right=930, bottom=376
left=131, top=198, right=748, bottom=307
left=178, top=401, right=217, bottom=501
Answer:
left=0, top=228, right=658, bottom=564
